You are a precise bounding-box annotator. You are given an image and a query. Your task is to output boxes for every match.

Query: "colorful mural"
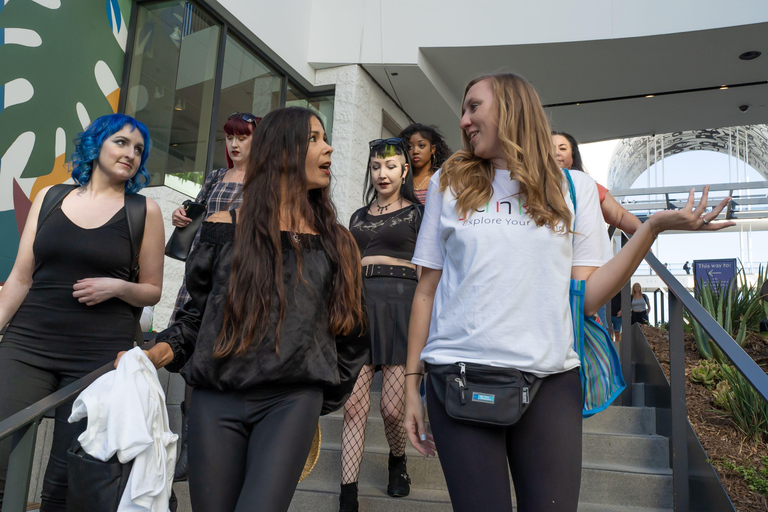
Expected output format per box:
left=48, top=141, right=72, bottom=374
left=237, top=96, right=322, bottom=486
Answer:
left=0, top=0, right=132, bottom=282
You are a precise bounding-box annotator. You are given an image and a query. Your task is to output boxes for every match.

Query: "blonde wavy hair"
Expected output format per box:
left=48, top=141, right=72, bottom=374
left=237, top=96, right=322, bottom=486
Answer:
left=440, top=73, right=573, bottom=233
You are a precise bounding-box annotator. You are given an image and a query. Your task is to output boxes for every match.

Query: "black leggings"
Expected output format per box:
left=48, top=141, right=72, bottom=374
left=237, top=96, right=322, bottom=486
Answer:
left=426, top=368, right=583, bottom=512
left=187, top=385, right=323, bottom=512
left=0, top=347, right=100, bottom=512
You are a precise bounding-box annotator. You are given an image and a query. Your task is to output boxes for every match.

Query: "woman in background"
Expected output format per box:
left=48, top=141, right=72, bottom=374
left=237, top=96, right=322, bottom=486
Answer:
left=398, top=124, right=452, bottom=204
left=631, top=282, right=651, bottom=325
left=339, top=138, right=422, bottom=511
left=169, top=112, right=260, bottom=480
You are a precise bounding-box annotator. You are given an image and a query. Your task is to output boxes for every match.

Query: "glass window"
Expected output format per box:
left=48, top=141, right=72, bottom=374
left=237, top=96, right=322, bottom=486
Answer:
left=125, top=2, right=220, bottom=195
left=286, top=84, right=335, bottom=144
left=211, top=35, right=282, bottom=171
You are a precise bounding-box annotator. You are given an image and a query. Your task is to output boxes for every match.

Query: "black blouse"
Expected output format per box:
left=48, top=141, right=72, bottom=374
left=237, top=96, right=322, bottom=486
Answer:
left=155, top=215, right=370, bottom=414
left=349, top=204, right=422, bottom=259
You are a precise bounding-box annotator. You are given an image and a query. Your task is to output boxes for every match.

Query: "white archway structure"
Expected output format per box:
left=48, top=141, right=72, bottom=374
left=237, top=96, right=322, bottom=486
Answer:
left=608, top=125, right=768, bottom=190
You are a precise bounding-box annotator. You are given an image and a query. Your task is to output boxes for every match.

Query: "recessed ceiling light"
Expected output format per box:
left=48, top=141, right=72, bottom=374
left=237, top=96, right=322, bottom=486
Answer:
left=720, top=85, right=728, bottom=90
left=645, top=95, right=654, bottom=98
left=739, top=51, right=762, bottom=61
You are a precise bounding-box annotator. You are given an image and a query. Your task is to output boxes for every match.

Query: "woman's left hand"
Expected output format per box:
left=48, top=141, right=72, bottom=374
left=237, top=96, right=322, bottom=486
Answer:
left=73, top=278, right=125, bottom=306
left=648, top=186, right=734, bottom=234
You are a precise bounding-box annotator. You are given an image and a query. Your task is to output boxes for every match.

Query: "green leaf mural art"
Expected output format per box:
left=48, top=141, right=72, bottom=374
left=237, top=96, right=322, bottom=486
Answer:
left=0, top=0, right=131, bottom=281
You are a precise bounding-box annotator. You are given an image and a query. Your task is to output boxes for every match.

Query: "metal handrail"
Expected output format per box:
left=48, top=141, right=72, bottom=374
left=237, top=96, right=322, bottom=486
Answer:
left=631, top=246, right=768, bottom=511
left=0, top=338, right=156, bottom=512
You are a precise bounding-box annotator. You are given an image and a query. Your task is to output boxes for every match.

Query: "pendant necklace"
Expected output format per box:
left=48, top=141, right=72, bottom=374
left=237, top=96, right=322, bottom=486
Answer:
left=375, top=196, right=400, bottom=214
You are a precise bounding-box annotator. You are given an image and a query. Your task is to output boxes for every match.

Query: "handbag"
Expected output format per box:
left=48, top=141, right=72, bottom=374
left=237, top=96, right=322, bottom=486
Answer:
left=427, top=362, right=541, bottom=427
left=164, top=199, right=206, bottom=261
left=66, top=439, right=133, bottom=512
left=563, top=169, right=626, bottom=417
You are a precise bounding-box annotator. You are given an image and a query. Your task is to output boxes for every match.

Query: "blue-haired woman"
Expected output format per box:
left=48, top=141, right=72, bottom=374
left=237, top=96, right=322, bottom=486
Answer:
left=0, top=113, right=165, bottom=511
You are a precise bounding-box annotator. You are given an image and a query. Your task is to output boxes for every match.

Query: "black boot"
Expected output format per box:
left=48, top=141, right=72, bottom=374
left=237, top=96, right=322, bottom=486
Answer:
left=339, top=482, right=359, bottom=512
left=386, top=452, right=411, bottom=497
left=173, top=401, right=189, bottom=482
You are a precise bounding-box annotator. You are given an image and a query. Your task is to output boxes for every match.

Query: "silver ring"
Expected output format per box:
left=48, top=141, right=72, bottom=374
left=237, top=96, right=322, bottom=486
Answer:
left=701, top=216, right=710, bottom=225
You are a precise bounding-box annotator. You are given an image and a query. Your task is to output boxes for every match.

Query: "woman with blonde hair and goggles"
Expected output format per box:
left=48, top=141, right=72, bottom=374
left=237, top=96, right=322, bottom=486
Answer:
left=404, top=73, right=732, bottom=511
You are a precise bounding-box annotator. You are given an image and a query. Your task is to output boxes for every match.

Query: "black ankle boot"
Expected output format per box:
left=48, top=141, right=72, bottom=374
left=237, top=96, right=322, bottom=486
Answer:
left=386, top=452, right=411, bottom=497
left=339, top=482, right=359, bottom=512
left=173, top=401, right=189, bottom=482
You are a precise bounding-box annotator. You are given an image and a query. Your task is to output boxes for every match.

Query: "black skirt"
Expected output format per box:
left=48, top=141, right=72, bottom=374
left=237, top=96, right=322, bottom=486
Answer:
left=364, top=275, right=417, bottom=366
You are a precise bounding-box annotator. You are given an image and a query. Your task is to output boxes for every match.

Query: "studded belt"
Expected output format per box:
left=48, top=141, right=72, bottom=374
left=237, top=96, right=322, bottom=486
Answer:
left=362, top=264, right=417, bottom=280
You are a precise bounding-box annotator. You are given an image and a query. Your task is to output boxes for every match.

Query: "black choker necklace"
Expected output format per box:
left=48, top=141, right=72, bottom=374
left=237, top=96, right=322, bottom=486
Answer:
left=375, top=196, right=399, bottom=214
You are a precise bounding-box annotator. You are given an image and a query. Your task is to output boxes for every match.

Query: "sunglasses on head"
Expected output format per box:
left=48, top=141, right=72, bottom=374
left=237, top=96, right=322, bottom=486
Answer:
left=228, top=112, right=259, bottom=124
left=369, top=137, right=407, bottom=150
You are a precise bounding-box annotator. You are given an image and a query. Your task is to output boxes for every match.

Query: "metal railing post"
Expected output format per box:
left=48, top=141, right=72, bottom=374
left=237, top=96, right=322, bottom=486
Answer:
left=668, top=293, right=689, bottom=511
left=620, top=234, right=633, bottom=406
left=1, top=421, right=40, bottom=512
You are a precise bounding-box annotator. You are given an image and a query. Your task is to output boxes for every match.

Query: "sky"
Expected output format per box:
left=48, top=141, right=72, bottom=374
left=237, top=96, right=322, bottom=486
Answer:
left=580, top=140, right=767, bottom=276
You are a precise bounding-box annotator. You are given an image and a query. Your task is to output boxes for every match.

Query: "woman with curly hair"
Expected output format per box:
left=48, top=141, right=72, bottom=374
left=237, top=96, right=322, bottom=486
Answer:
left=404, top=73, right=732, bottom=511
left=0, top=113, right=165, bottom=511
left=398, top=123, right=452, bottom=204
left=131, top=107, right=369, bottom=512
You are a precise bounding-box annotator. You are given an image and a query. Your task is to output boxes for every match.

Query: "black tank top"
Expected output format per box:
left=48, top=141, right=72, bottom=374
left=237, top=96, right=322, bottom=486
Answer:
left=3, top=205, right=136, bottom=356
left=349, top=204, right=422, bottom=260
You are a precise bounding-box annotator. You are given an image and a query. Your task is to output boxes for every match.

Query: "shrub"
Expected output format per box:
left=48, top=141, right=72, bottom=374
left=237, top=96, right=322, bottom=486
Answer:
left=712, top=363, right=768, bottom=442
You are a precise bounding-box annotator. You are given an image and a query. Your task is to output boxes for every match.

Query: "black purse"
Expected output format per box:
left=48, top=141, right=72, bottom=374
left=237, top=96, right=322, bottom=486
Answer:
left=427, top=362, right=542, bottom=427
left=164, top=200, right=206, bottom=261
left=66, top=440, right=133, bottom=512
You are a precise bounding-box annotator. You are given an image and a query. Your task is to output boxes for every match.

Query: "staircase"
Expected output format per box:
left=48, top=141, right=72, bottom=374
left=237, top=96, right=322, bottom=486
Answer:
left=171, top=384, right=674, bottom=512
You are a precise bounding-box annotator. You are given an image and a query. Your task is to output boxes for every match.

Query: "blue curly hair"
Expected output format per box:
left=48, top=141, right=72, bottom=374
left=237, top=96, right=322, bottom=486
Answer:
left=70, top=114, right=151, bottom=194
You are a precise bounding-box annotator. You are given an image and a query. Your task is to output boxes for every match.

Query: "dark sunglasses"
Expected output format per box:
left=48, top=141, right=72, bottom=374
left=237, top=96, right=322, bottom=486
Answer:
left=228, top=112, right=260, bottom=124
left=369, top=137, right=405, bottom=149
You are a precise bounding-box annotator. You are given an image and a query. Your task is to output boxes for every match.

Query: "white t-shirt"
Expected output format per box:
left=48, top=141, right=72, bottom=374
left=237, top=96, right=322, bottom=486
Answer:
left=412, top=169, right=612, bottom=376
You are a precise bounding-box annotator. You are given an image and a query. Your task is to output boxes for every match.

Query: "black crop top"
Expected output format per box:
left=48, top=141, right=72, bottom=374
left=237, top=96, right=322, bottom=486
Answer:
left=349, top=204, right=423, bottom=260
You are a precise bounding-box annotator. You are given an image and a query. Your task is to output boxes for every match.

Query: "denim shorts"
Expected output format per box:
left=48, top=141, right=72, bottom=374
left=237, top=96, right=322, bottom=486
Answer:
left=611, top=315, right=622, bottom=332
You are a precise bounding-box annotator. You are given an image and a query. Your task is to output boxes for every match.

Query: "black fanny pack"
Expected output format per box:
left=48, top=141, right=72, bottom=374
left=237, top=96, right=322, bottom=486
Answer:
left=427, top=362, right=542, bottom=427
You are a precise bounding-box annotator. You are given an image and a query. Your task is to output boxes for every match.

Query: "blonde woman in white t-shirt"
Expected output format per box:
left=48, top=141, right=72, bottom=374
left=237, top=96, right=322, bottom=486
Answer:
left=403, top=73, right=733, bottom=512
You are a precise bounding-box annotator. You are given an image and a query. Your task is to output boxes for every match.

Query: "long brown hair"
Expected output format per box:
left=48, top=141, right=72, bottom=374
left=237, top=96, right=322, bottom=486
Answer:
left=440, top=73, right=573, bottom=233
left=214, top=107, right=365, bottom=358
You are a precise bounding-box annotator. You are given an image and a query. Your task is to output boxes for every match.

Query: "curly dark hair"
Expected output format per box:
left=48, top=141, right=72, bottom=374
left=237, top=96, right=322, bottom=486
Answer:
left=398, top=123, right=452, bottom=170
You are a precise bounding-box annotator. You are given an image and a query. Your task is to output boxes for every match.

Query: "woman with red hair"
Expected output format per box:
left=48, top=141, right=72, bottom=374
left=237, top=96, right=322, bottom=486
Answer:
left=169, top=112, right=260, bottom=480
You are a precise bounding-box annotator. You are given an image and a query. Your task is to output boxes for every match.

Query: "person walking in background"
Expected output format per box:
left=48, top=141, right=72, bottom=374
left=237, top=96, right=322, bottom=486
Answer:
left=0, top=114, right=164, bottom=511
left=168, top=112, right=260, bottom=481
left=339, top=138, right=422, bottom=511
left=631, top=282, right=651, bottom=325
left=403, top=73, right=733, bottom=512
left=398, top=123, right=452, bottom=204
left=552, top=131, right=642, bottom=236
left=610, top=291, right=622, bottom=343
left=130, top=107, right=369, bottom=512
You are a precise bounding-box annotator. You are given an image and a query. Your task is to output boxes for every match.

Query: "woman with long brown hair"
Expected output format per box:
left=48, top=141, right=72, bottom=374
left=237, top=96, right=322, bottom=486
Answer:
left=403, top=73, right=732, bottom=511
left=128, top=107, right=369, bottom=512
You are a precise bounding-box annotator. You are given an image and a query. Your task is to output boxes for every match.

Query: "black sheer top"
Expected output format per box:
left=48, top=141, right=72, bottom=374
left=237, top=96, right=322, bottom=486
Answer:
left=155, top=211, right=369, bottom=414
left=348, top=204, right=422, bottom=259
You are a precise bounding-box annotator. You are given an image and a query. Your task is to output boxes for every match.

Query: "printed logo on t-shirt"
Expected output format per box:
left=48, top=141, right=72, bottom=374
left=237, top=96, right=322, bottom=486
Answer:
left=458, top=197, right=531, bottom=227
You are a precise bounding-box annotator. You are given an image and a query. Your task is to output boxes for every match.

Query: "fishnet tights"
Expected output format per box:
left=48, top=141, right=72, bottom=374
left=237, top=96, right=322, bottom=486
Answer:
left=340, top=364, right=407, bottom=484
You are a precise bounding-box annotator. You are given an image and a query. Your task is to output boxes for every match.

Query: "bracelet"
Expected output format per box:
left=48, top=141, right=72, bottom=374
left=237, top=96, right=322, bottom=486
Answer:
left=405, top=372, right=424, bottom=377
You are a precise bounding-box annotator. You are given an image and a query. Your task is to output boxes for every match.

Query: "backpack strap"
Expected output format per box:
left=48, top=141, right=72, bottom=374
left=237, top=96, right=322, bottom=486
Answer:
left=562, top=168, right=577, bottom=216
left=37, top=184, right=79, bottom=232
left=124, top=193, right=147, bottom=344
left=124, top=193, right=147, bottom=283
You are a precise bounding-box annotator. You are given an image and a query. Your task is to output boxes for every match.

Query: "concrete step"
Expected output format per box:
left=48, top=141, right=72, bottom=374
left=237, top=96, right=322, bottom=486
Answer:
left=320, top=410, right=668, bottom=471
left=302, top=442, right=672, bottom=508
left=290, top=481, right=452, bottom=512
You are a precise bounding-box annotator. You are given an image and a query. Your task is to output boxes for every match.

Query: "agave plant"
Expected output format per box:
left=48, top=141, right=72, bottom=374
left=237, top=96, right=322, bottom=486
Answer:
left=689, top=263, right=766, bottom=361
